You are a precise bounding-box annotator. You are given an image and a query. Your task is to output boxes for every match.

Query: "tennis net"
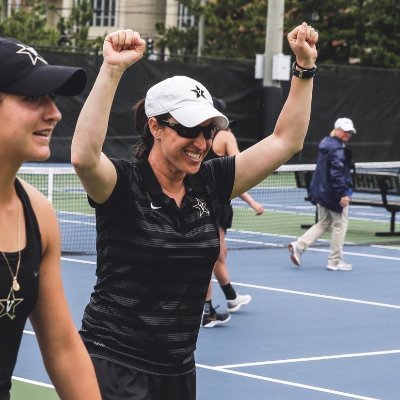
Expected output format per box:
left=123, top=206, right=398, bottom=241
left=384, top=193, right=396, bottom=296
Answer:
left=18, top=162, right=400, bottom=254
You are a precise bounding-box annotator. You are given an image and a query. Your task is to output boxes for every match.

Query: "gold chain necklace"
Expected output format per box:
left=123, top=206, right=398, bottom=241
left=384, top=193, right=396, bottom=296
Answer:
left=0, top=199, right=21, bottom=292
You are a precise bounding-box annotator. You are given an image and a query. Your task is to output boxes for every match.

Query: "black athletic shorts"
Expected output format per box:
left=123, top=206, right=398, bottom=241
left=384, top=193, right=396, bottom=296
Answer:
left=218, top=204, right=233, bottom=231
left=91, top=357, right=196, bottom=400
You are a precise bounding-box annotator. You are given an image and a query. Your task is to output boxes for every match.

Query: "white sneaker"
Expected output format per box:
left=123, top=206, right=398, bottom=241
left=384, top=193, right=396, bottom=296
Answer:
left=227, top=293, right=252, bottom=313
left=288, top=241, right=302, bottom=266
left=326, top=261, right=352, bottom=271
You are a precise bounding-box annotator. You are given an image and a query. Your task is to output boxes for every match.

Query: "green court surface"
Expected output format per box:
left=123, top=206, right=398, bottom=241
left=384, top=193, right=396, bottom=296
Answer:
left=11, top=379, right=57, bottom=400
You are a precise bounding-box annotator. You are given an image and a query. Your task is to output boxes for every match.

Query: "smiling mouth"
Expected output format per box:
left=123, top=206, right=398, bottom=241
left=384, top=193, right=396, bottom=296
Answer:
left=185, top=150, right=202, bottom=161
left=33, top=130, right=51, bottom=138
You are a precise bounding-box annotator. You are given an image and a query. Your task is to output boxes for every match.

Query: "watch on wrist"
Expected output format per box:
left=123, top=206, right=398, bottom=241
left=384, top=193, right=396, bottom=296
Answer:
left=291, top=61, right=318, bottom=80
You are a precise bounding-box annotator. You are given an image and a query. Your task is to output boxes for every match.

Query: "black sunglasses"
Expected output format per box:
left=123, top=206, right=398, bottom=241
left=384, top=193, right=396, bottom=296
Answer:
left=159, top=120, right=219, bottom=140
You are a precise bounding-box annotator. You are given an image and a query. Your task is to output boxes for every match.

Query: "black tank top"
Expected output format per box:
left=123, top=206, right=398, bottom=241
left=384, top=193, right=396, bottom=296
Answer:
left=0, top=179, right=42, bottom=400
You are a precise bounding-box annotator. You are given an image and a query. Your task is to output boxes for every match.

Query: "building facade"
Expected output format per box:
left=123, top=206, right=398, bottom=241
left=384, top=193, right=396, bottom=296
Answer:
left=1, top=0, right=187, bottom=40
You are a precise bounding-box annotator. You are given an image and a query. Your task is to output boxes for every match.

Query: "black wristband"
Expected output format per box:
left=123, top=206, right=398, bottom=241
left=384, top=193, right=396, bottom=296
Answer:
left=291, top=61, right=317, bottom=80
left=295, top=61, right=315, bottom=70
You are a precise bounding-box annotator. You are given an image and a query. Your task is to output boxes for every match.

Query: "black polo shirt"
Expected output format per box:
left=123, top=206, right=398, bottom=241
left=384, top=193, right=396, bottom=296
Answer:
left=80, top=156, right=235, bottom=376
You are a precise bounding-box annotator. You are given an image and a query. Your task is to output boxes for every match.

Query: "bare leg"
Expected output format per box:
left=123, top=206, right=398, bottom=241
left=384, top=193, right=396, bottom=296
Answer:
left=213, top=228, right=230, bottom=285
left=205, top=228, right=228, bottom=302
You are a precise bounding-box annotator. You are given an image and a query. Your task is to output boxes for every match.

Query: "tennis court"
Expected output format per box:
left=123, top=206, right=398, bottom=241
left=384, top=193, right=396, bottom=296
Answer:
left=10, top=163, right=400, bottom=399
left=12, top=243, right=400, bottom=399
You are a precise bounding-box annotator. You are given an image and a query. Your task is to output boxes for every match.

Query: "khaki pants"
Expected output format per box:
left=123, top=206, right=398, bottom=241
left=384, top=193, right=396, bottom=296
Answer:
left=297, top=204, right=349, bottom=266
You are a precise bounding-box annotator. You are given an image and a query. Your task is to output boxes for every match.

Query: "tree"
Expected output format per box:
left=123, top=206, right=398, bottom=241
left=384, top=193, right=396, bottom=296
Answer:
left=0, top=0, right=101, bottom=50
left=158, top=0, right=400, bottom=68
left=0, top=0, right=59, bottom=45
left=57, top=0, right=96, bottom=48
left=156, top=21, right=198, bottom=58
left=282, top=0, right=363, bottom=64
left=157, top=0, right=267, bottom=59
left=283, top=0, right=400, bottom=68
left=358, top=0, right=400, bottom=68
left=202, top=0, right=267, bottom=58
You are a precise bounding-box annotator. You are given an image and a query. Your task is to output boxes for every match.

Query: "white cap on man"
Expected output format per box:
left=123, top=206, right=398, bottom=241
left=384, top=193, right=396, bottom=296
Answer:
left=334, top=118, right=357, bottom=134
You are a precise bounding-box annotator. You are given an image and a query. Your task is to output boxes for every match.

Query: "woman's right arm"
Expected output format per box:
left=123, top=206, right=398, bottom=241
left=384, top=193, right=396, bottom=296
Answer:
left=71, top=30, right=145, bottom=203
left=231, top=22, right=318, bottom=199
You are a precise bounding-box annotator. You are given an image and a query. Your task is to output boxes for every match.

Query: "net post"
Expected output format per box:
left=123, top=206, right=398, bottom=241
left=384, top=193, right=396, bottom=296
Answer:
left=48, top=168, right=54, bottom=203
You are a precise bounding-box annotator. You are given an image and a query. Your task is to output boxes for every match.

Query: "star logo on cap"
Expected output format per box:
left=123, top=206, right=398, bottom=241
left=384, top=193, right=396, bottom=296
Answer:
left=16, top=43, right=47, bottom=66
left=191, top=85, right=206, bottom=99
left=193, top=197, right=210, bottom=217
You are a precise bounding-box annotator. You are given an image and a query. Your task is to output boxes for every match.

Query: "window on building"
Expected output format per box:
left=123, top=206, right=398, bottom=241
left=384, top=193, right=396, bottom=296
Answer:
left=177, top=3, right=194, bottom=29
left=92, top=0, right=116, bottom=27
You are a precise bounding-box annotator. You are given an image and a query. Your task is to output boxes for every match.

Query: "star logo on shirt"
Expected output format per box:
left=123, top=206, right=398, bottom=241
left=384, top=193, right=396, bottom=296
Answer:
left=193, top=197, right=210, bottom=217
left=16, top=44, right=47, bottom=66
left=0, top=288, right=24, bottom=320
left=191, top=85, right=206, bottom=99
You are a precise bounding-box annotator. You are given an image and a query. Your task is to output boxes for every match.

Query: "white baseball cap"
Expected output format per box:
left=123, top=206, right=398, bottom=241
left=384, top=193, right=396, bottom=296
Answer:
left=145, top=76, right=229, bottom=128
left=334, top=117, right=357, bottom=134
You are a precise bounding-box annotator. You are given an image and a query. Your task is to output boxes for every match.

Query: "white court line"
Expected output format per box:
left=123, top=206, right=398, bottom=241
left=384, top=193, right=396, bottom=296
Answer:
left=217, top=349, right=400, bottom=369
left=12, top=376, right=54, bottom=389
left=59, top=219, right=95, bottom=226
left=63, top=257, right=400, bottom=309
left=226, top=238, right=282, bottom=247
left=225, top=281, right=400, bottom=309
left=371, top=244, right=400, bottom=251
left=307, top=247, right=400, bottom=261
left=61, top=257, right=96, bottom=264
left=196, top=364, right=380, bottom=400
left=227, top=233, right=400, bottom=261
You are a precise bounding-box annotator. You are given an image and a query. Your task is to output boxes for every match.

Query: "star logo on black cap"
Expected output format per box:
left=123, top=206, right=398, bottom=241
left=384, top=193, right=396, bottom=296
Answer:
left=191, top=85, right=206, bottom=99
left=16, top=44, right=47, bottom=66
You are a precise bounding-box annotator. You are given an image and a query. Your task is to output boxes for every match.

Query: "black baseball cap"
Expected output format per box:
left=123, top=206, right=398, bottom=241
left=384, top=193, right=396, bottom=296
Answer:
left=0, top=37, right=87, bottom=96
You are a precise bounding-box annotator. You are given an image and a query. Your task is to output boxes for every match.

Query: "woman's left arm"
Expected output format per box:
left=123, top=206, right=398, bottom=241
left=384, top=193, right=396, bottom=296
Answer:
left=232, top=22, right=318, bottom=198
left=28, top=188, right=101, bottom=400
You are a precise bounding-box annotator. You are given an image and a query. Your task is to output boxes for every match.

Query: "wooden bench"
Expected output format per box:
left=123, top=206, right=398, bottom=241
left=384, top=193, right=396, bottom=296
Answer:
left=294, top=170, right=400, bottom=236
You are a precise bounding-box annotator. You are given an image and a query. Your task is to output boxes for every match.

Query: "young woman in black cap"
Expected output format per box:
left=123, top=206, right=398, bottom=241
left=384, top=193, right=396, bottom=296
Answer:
left=72, top=23, right=318, bottom=399
left=0, top=38, right=101, bottom=400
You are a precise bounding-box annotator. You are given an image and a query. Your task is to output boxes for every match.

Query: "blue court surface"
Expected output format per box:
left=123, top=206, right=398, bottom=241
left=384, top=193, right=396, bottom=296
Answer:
left=13, top=243, right=400, bottom=400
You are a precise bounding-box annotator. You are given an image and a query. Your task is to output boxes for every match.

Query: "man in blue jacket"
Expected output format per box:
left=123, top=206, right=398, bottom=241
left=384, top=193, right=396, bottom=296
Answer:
left=288, top=118, right=356, bottom=271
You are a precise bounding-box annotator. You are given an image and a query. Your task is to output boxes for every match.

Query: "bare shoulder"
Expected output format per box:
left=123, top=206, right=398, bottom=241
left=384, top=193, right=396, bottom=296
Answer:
left=18, top=178, right=54, bottom=214
left=214, top=129, right=240, bottom=157
left=213, top=129, right=236, bottom=156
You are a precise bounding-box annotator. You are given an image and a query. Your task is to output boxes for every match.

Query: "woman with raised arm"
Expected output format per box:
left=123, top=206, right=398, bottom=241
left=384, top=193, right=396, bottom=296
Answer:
left=71, top=23, right=318, bottom=399
left=0, top=38, right=101, bottom=400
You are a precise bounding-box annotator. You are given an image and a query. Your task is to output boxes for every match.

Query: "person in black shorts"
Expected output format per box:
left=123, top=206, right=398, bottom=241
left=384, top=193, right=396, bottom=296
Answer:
left=0, top=38, right=101, bottom=400
left=202, top=106, right=264, bottom=328
left=71, top=24, right=318, bottom=400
